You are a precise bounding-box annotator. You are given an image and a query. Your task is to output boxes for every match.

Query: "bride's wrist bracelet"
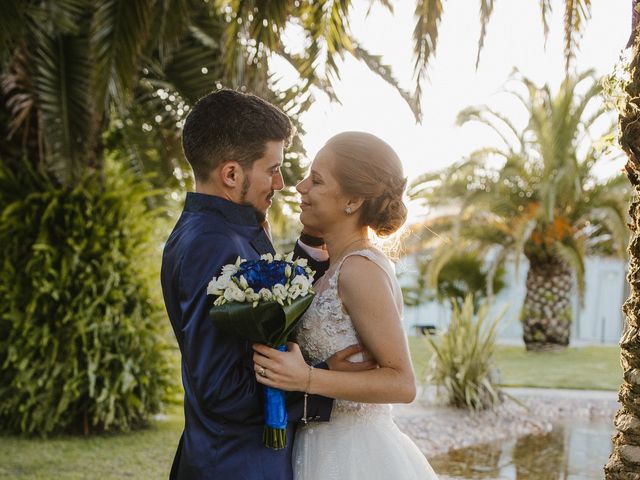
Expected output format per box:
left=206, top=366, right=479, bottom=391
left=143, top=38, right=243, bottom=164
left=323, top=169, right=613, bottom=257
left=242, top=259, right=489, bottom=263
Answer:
left=301, top=365, right=314, bottom=424
left=305, top=365, right=314, bottom=394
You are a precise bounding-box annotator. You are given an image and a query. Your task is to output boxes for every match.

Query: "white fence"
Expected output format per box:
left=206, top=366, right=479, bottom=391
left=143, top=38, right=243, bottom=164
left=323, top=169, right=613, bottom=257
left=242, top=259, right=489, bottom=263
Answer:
left=397, top=256, right=627, bottom=345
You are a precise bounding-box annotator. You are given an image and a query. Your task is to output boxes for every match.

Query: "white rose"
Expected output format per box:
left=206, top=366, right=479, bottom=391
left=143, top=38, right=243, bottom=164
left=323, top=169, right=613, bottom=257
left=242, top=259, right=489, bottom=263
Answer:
left=207, top=278, right=221, bottom=296
left=221, top=263, right=239, bottom=277
left=288, top=284, right=302, bottom=300
left=224, top=282, right=246, bottom=303
left=258, top=288, right=273, bottom=302
left=238, top=275, right=249, bottom=290
left=207, top=274, right=231, bottom=295
left=294, top=258, right=308, bottom=268
left=245, top=288, right=260, bottom=303
left=272, top=283, right=288, bottom=303
left=284, top=252, right=294, bottom=262
left=274, top=253, right=282, bottom=261
left=285, top=265, right=292, bottom=279
left=291, top=275, right=311, bottom=295
left=217, top=274, right=232, bottom=289
left=260, top=253, right=274, bottom=262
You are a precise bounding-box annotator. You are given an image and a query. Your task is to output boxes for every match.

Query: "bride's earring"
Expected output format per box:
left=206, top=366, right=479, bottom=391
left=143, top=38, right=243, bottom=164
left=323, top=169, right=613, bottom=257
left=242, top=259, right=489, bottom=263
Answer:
left=345, top=206, right=352, bottom=215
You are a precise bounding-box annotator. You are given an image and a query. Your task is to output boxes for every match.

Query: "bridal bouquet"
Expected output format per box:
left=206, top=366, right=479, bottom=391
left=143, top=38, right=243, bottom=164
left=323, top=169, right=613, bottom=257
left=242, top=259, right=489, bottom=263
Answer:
left=207, top=253, right=315, bottom=449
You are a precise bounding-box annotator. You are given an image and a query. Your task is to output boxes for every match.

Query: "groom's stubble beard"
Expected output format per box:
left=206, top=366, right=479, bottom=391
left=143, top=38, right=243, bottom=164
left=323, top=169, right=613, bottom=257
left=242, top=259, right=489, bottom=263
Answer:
left=240, top=175, right=270, bottom=223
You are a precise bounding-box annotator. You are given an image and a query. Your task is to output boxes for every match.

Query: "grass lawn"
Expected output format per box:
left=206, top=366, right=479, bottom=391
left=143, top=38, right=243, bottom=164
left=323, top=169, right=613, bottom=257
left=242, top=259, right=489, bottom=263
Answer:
left=0, top=408, right=182, bottom=479
left=0, top=340, right=621, bottom=479
left=409, top=336, right=622, bottom=391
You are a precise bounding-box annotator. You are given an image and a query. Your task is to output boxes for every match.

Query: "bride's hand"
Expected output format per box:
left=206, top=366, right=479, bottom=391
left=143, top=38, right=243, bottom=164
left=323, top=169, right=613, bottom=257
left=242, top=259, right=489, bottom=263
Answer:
left=252, top=342, right=309, bottom=391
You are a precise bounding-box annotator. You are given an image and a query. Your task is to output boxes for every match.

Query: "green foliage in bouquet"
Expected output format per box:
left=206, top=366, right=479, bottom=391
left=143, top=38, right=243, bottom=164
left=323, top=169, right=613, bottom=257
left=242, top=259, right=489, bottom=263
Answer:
left=0, top=160, right=176, bottom=435
left=425, top=295, right=504, bottom=411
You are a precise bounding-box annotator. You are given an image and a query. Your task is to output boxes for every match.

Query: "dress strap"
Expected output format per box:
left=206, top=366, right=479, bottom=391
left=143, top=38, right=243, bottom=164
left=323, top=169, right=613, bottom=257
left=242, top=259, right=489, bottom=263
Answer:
left=328, top=248, right=395, bottom=290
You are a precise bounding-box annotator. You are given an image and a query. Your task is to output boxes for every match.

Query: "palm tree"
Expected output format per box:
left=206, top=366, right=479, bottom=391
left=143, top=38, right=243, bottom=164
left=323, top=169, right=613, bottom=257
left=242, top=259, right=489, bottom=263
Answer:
left=605, top=1, right=640, bottom=477
left=409, top=71, right=629, bottom=350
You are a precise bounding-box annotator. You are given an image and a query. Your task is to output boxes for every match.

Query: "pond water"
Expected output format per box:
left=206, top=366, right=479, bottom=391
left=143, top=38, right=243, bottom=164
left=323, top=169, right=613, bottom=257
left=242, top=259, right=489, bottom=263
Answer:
left=429, top=417, right=613, bottom=479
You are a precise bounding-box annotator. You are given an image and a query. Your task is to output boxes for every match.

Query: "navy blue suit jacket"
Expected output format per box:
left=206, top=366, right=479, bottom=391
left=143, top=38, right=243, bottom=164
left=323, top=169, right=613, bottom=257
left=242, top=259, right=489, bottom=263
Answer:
left=161, top=193, right=332, bottom=479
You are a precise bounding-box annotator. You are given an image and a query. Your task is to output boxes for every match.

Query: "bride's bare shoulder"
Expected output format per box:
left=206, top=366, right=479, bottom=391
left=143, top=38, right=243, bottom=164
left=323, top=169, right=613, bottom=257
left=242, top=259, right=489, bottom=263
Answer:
left=338, top=252, right=393, bottom=294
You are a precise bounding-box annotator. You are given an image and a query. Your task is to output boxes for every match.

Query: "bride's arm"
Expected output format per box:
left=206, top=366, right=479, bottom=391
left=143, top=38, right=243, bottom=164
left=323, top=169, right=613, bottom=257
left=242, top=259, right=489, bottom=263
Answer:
left=253, top=256, right=416, bottom=404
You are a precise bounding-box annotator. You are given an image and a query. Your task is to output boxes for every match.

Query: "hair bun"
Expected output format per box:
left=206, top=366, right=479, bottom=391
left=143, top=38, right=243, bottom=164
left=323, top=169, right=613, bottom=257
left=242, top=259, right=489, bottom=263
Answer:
left=369, top=195, right=408, bottom=237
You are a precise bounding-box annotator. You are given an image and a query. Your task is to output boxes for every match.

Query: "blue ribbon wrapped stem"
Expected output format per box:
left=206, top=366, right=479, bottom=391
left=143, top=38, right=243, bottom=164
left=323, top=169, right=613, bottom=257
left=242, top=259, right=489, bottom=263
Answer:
left=263, top=344, right=288, bottom=449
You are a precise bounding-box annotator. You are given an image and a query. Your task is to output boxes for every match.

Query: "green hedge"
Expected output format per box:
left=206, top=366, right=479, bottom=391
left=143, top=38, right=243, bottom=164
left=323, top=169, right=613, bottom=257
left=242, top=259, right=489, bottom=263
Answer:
left=0, top=161, right=175, bottom=435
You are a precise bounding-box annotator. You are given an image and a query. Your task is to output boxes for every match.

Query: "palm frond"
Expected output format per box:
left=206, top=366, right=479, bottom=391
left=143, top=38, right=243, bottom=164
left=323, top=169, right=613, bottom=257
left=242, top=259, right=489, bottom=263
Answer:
left=33, top=29, right=93, bottom=183
left=475, top=0, right=495, bottom=69
left=513, top=218, right=538, bottom=276
left=591, top=202, right=630, bottom=258
left=368, top=0, right=394, bottom=15
left=412, top=0, right=444, bottom=108
left=90, top=0, right=153, bottom=115
left=45, top=0, right=88, bottom=36
left=563, top=0, right=592, bottom=74
left=0, top=0, right=30, bottom=57
left=352, top=45, right=421, bottom=122
left=426, top=243, right=459, bottom=290
left=408, top=170, right=445, bottom=198
left=540, top=0, right=553, bottom=47
left=456, top=106, right=523, bottom=151
left=409, top=158, right=486, bottom=201
left=246, top=1, right=290, bottom=53
left=324, top=0, right=355, bottom=82
left=151, top=0, right=195, bottom=61
left=564, top=73, right=602, bottom=137
left=485, top=245, right=508, bottom=300
left=2, top=47, right=35, bottom=141
left=155, top=29, right=225, bottom=104
left=579, top=103, right=611, bottom=133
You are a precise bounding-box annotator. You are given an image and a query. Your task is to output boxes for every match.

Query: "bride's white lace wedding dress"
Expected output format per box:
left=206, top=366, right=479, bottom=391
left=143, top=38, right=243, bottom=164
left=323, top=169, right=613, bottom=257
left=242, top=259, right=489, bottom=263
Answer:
left=293, top=248, right=438, bottom=479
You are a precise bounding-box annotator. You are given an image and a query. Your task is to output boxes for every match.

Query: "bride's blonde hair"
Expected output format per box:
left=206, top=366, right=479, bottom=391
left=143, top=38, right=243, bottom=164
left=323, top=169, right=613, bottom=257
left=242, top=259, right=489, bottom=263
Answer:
left=323, top=131, right=408, bottom=238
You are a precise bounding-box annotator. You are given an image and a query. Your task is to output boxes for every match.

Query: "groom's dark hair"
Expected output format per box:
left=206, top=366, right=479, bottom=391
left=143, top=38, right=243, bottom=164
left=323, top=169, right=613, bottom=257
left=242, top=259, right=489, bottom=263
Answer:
left=182, top=89, right=293, bottom=182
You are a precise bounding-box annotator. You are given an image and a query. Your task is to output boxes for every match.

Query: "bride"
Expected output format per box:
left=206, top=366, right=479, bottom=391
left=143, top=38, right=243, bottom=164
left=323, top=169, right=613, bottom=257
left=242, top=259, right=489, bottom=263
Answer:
left=252, top=132, right=438, bottom=479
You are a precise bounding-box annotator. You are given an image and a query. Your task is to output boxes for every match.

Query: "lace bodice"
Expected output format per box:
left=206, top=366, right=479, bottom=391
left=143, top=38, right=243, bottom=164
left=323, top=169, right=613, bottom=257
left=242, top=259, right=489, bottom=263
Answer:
left=295, top=248, right=401, bottom=419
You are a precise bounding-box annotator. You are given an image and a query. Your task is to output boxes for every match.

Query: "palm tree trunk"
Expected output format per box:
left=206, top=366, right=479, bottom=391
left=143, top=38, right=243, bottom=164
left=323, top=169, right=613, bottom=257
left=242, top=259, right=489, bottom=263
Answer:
left=606, top=3, right=640, bottom=476
left=521, top=256, right=573, bottom=351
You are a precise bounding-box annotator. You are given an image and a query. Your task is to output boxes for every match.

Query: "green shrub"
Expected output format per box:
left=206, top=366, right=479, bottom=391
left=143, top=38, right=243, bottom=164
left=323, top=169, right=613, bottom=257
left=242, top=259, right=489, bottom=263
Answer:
left=436, top=252, right=507, bottom=311
left=425, top=295, right=504, bottom=410
left=0, top=160, right=175, bottom=435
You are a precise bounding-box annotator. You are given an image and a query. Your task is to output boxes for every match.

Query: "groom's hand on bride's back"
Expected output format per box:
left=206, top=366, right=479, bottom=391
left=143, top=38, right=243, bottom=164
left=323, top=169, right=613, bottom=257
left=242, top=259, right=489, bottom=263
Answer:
left=326, top=344, right=377, bottom=372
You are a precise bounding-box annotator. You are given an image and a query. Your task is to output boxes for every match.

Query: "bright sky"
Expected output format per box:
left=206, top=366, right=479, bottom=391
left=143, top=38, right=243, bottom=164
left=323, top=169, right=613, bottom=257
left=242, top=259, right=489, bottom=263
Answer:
left=272, top=0, right=631, bottom=221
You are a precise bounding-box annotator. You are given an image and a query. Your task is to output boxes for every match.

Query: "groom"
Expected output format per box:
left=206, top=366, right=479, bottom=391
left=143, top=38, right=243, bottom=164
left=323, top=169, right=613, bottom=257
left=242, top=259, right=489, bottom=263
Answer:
left=161, top=89, right=368, bottom=479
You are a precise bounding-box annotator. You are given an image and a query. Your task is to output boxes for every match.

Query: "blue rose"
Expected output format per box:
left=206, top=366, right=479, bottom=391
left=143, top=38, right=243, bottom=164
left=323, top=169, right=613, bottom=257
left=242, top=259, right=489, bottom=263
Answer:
left=235, top=259, right=289, bottom=291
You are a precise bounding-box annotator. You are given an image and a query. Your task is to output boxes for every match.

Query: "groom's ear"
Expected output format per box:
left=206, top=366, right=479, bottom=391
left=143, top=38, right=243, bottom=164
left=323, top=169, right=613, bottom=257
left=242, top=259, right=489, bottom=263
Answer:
left=219, top=161, right=243, bottom=188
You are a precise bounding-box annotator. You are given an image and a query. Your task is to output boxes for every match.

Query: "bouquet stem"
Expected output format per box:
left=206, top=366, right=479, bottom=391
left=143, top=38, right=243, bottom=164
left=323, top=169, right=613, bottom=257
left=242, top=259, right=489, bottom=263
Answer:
left=263, top=425, right=287, bottom=450
left=263, top=345, right=288, bottom=449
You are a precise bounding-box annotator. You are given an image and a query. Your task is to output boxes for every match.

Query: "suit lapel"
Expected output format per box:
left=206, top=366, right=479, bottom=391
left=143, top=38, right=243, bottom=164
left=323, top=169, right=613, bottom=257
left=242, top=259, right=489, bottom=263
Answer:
left=250, top=229, right=276, bottom=256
